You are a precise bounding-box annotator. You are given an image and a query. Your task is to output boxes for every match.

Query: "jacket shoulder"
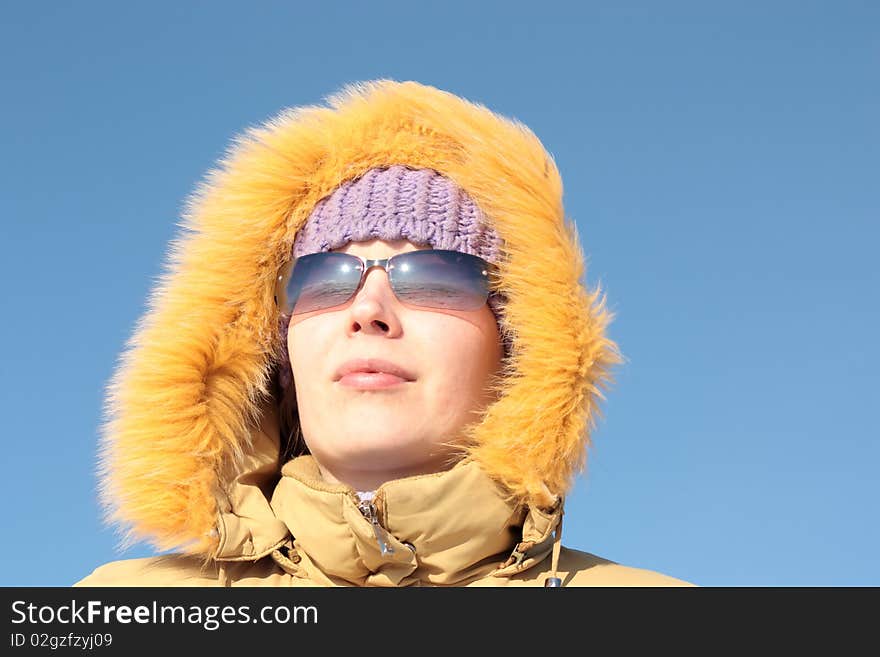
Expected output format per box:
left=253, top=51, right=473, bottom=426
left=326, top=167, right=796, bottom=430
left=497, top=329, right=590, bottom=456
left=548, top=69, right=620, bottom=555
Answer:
left=74, top=555, right=222, bottom=587
left=555, top=547, right=695, bottom=587
left=75, top=553, right=295, bottom=587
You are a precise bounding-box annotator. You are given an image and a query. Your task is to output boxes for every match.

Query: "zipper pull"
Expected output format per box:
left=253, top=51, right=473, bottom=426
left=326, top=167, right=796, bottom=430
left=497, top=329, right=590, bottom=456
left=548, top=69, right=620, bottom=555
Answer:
left=358, top=500, right=395, bottom=557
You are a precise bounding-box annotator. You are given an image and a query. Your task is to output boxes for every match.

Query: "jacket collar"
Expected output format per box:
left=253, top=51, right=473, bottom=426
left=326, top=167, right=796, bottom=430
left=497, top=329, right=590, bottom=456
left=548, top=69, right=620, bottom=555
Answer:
left=268, top=455, right=561, bottom=586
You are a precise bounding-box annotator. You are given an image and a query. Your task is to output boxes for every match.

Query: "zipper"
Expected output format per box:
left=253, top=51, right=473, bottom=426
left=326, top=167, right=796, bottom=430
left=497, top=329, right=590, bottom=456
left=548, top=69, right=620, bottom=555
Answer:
left=357, top=499, right=395, bottom=557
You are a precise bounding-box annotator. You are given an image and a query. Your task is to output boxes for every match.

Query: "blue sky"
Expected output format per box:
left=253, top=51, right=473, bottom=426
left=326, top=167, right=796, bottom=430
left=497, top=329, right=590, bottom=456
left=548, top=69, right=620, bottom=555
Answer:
left=2, top=1, right=877, bottom=586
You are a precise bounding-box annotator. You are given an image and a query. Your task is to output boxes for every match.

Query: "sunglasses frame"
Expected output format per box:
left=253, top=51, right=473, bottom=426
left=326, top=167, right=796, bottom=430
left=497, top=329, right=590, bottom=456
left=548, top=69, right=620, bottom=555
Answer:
left=274, top=249, right=500, bottom=315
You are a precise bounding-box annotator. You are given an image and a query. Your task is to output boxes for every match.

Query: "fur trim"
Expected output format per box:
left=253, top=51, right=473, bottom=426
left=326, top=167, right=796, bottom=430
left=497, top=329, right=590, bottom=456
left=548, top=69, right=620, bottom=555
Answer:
left=98, top=79, right=621, bottom=555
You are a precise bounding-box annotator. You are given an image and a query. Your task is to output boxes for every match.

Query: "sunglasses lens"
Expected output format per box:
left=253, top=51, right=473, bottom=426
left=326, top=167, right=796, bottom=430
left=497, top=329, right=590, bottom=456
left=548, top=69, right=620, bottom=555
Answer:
left=285, top=253, right=362, bottom=314
left=390, top=250, right=492, bottom=311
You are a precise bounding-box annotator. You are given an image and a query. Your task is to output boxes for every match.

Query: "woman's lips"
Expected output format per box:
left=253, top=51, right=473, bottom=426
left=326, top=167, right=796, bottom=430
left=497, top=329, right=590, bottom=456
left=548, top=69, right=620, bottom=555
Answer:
left=334, top=357, right=416, bottom=388
left=337, top=372, right=411, bottom=390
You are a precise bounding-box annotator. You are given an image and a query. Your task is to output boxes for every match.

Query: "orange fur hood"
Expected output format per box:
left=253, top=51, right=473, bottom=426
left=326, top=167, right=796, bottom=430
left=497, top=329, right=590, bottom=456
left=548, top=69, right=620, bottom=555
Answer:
left=98, top=79, right=621, bottom=558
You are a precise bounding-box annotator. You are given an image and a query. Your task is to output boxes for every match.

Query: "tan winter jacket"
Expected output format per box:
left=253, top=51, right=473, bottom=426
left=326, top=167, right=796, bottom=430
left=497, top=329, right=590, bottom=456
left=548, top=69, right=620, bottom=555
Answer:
left=76, top=79, right=692, bottom=587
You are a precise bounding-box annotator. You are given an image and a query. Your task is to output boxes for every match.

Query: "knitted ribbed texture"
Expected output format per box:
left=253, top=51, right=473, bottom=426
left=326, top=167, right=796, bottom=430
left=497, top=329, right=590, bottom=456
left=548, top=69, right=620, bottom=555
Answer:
left=292, top=165, right=503, bottom=264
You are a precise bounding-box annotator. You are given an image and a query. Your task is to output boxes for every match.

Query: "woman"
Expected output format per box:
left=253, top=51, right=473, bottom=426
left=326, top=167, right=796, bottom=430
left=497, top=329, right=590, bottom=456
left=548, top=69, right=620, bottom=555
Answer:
left=76, top=79, right=691, bottom=586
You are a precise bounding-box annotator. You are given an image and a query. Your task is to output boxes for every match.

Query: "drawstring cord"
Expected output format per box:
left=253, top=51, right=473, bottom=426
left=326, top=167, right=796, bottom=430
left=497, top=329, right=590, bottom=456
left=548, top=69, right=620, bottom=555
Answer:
left=217, top=562, right=231, bottom=587
left=544, top=507, right=564, bottom=587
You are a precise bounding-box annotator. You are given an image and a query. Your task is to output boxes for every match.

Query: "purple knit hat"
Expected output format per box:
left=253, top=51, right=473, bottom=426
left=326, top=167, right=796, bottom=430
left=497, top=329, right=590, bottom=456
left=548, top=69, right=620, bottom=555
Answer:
left=277, top=165, right=509, bottom=393
left=292, top=165, right=503, bottom=262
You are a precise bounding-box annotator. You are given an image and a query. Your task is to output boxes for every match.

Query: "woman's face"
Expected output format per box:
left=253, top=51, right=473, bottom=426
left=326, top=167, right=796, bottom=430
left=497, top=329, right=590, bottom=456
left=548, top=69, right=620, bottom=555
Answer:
left=287, top=238, right=504, bottom=491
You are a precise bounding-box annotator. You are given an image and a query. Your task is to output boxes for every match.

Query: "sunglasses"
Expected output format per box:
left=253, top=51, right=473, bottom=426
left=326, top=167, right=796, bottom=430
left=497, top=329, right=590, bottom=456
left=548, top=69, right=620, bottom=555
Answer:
left=276, top=249, right=499, bottom=315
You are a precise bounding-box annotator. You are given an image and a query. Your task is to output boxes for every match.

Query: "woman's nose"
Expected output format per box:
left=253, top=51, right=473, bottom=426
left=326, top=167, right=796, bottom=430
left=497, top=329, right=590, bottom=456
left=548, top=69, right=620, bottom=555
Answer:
left=346, top=267, right=403, bottom=335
